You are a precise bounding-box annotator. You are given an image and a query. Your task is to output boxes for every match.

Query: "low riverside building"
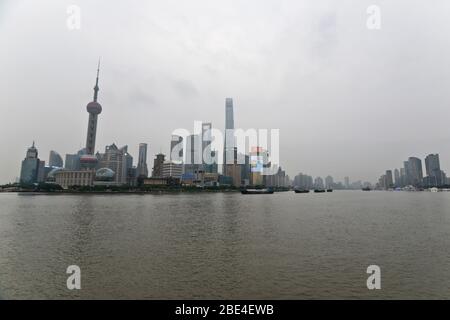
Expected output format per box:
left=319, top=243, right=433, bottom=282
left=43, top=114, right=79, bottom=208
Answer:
left=53, top=168, right=121, bottom=189
left=181, top=172, right=229, bottom=187
left=162, top=161, right=183, bottom=178
left=143, top=177, right=180, bottom=186
left=54, top=170, right=95, bottom=189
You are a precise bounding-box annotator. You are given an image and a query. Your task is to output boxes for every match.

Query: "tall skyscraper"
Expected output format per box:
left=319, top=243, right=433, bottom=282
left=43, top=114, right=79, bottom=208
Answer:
left=400, top=167, right=406, bottom=187
left=136, top=143, right=149, bottom=178
left=403, top=160, right=411, bottom=186
left=425, top=154, right=440, bottom=177
left=424, top=154, right=445, bottom=187
left=325, top=175, right=334, bottom=189
left=85, top=61, right=102, bottom=156
left=225, top=98, right=234, bottom=131
left=294, top=173, right=314, bottom=190
left=170, top=135, right=183, bottom=163
left=20, top=142, right=40, bottom=184
left=224, top=98, right=235, bottom=172
left=184, top=134, right=201, bottom=174
left=344, top=176, right=350, bottom=189
left=249, top=146, right=268, bottom=186
left=201, top=122, right=218, bottom=173
left=65, top=148, right=85, bottom=171
left=385, top=170, right=394, bottom=188
left=97, top=144, right=131, bottom=185
left=408, top=157, right=423, bottom=187
left=37, top=160, right=46, bottom=182
left=202, top=122, right=212, bottom=164
left=49, top=150, right=63, bottom=168
left=394, top=169, right=400, bottom=187
left=152, top=153, right=166, bottom=178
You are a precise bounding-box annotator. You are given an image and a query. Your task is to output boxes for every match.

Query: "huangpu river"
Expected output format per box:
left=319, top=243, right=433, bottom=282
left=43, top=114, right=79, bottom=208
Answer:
left=1, top=191, right=449, bottom=299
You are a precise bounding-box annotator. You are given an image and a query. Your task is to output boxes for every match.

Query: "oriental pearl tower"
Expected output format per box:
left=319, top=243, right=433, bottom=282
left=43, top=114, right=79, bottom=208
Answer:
left=80, top=61, right=102, bottom=168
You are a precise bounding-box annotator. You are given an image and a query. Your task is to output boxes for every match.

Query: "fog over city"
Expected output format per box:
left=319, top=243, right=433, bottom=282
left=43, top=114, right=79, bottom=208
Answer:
left=1, top=0, right=450, bottom=184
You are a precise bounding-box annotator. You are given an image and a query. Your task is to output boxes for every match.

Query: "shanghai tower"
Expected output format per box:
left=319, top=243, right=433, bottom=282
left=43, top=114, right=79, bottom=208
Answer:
left=85, top=61, right=102, bottom=155
left=224, top=98, right=234, bottom=172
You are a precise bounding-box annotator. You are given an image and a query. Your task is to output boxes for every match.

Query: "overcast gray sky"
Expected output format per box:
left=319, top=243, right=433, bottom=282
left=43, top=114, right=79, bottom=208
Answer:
left=1, top=0, right=450, bottom=184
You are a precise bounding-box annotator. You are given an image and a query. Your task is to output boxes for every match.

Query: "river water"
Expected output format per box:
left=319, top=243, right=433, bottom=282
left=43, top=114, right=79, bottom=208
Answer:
left=0, top=191, right=449, bottom=299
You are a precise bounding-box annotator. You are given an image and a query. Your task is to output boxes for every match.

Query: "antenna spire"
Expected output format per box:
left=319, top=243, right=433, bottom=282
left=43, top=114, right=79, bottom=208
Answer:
left=93, top=58, right=100, bottom=102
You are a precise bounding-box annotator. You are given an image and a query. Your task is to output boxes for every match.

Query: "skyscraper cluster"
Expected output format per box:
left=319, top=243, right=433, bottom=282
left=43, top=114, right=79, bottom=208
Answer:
left=292, top=173, right=371, bottom=190
left=18, top=64, right=289, bottom=189
left=148, top=98, right=289, bottom=188
left=377, top=154, right=449, bottom=190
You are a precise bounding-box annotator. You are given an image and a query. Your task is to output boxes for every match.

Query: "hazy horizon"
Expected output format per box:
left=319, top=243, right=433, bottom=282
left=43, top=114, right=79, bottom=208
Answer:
left=1, top=0, right=450, bottom=184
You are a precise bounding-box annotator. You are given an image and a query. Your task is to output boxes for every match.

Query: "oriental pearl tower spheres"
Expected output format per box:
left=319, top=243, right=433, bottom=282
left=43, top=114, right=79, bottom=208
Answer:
left=80, top=61, right=102, bottom=169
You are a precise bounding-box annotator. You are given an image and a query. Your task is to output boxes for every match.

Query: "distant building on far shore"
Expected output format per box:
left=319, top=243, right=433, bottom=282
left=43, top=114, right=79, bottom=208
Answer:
left=162, top=161, right=183, bottom=178
left=20, top=142, right=41, bottom=184
left=152, top=153, right=165, bottom=178
left=49, top=150, right=63, bottom=168
left=136, top=143, right=149, bottom=178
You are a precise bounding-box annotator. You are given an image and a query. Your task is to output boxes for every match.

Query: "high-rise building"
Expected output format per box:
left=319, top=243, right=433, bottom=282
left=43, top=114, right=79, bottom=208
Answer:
left=201, top=122, right=218, bottom=173
left=240, top=153, right=251, bottom=186
left=37, top=160, right=46, bottom=183
left=294, top=173, right=314, bottom=190
left=403, top=161, right=411, bottom=186
left=152, top=153, right=166, bottom=178
left=385, top=170, right=394, bottom=188
left=425, top=154, right=440, bottom=177
left=400, top=167, right=407, bottom=187
left=224, top=147, right=242, bottom=187
left=378, top=174, right=387, bottom=189
left=394, top=169, right=400, bottom=187
left=408, top=157, right=423, bottom=187
left=136, top=143, right=149, bottom=178
left=97, top=144, right=131, bottom=185
left=65, top=148, right=85, bottom=171
left=424, top=154, right=445, bottom=187
left=224, top=98, right=235, bottom=172
left=170, top=135, right=183, bottom=164
left=325, top=175, right=334, bottom=189
left=249, top=146, right=268, bottom=186
left=314, top=177, right=324, bottom=189
left=49, top=150, right=63, bottom=168
left=124, top=149, right=133, bottom=176
left=19, top=142, right=40, bottom=184
left=344, top=176, right=350, bottom=189
left=184, top=134, right=201, bottom=174
left=202, top=122, right=212, bottom=162
left=265, top=166, right=287, bottom=188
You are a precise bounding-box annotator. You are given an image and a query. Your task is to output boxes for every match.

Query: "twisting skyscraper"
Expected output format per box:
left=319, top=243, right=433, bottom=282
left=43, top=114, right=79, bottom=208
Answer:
left=137, top=143, right=149, bottom=178
left=85, top=61, right=102, bottom=155
left=224, top=98, right=235, bottom=174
